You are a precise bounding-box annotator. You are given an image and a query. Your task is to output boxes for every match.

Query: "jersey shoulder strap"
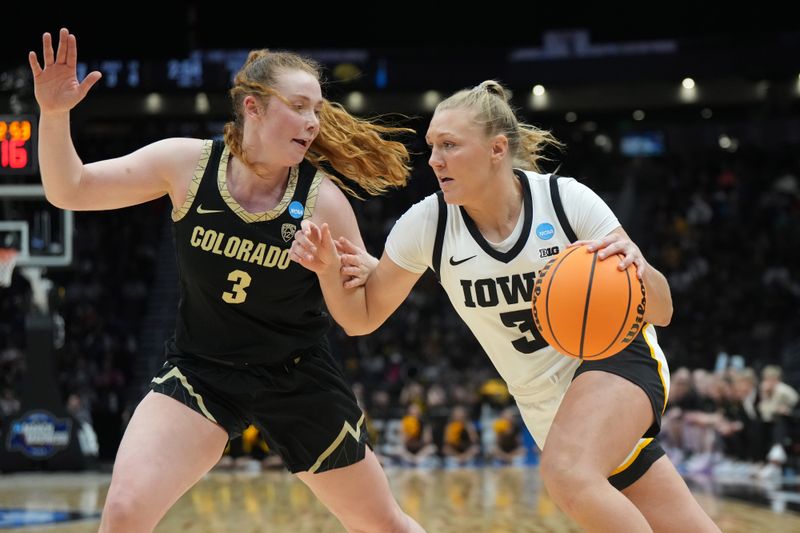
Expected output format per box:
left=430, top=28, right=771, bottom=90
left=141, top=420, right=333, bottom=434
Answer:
left=549, top=174, right=578, bottom=243
left=194, top=139, right=225, bottom=198
left=430, top=191, right=447, bottom=282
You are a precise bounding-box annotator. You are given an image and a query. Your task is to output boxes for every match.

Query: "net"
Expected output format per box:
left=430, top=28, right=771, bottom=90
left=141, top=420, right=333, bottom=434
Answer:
left=0, top=248, right=18, bottom=287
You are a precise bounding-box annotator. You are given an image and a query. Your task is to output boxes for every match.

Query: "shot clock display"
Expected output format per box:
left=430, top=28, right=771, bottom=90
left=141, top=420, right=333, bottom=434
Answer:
left=0, top=115, right=37, bottom=175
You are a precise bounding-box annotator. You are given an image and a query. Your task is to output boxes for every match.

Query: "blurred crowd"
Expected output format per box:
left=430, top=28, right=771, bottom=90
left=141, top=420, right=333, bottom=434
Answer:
left=662, top=364, right=799, bottom=481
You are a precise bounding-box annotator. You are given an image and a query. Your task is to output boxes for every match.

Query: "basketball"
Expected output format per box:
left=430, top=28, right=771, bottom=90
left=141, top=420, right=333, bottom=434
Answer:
left=532, top=244, right=646, bottom=360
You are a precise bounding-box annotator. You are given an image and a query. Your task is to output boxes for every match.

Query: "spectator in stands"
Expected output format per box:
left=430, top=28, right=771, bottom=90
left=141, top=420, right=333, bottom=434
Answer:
left=0, top=388, right=20, bottom=417
left=759, top=365, right=799, bottom=425
left=424, top=383, right=450, bottom=458
left=490, top=407, right=526, bottom=466
left=67, top=392, right=99, bottom=458
left=217, top=424, right=283, bottom=471
left=730, top=368, right=765, bottom=462
left=442, top=406, right=480, bottom=467
left=757, top=365, right=799, bottom=478
left=399, top=403, right=438, bottom=466
left=660, top=367, right=694, bottom=459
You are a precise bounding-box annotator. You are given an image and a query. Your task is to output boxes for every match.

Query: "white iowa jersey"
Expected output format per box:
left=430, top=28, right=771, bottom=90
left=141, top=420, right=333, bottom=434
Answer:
left=386, top=170, right=621, bottom=393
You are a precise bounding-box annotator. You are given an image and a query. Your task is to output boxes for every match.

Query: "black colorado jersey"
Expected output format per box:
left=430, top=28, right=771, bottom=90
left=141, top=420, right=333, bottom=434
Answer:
left=167, top=140, right=328, bottom=365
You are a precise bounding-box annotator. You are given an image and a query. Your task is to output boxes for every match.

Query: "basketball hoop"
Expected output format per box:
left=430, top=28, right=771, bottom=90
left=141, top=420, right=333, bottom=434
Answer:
left=0, top=248, right=18, bottom=288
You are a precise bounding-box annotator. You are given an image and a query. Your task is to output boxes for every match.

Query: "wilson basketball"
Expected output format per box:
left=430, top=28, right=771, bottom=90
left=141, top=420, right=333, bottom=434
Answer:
left=532, top=244, right=646, bottom=360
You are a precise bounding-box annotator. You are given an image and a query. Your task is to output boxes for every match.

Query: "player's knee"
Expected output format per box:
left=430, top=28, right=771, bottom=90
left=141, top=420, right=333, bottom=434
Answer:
left=540, top=449, right=602, bottom=506
left=341, top=505, right=409, bottom=533
left=100, top=490, right=144, bottom=531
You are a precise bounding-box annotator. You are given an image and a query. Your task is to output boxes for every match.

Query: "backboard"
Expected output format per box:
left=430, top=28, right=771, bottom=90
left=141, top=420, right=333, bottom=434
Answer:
left=0, top=185, right=72, bottom=268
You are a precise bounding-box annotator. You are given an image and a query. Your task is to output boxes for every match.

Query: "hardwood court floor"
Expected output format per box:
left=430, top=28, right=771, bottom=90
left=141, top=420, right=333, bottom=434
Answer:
left=1, top=466, right=799, bottom=532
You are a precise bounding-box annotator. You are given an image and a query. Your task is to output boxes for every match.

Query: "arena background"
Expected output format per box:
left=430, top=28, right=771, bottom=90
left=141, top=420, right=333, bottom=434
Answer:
left=1, top=4, right=800, bottom=531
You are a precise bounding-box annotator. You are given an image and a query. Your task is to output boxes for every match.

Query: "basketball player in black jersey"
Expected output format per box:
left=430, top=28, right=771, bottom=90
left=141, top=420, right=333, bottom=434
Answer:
left=30, top=28, right=425, bottom=532
left=293, top=81, right=721, bottom=531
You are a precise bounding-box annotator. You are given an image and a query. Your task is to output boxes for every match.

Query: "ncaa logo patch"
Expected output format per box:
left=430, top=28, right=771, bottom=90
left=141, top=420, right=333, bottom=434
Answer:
left=536, top=222, right=555, bottom=240
left=288, top=201, right=305, bottom=219
left=281, top=223, right=297, bottom=242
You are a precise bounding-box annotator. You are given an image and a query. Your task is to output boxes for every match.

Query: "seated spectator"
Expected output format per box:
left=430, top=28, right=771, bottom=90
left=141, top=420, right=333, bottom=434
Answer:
left=217, top=425, right=282, bottom=472
left=424, top=383, right=450, bottom=457
left=479, top=378, right=511, bottom=410
left=758, top=365, right=799, bottom=423
left=490, top=407, right=525, bottom=466
left=660, top=367, right=696, bottom=459
left=67, top=392, right=99, bottom=459
left=757, top=365, right=799, bottom=479
left=443, top=406, right=480, bottom=467
left=399, top=404, right=438, bottom=466
left=729, top=368, right=766, bottom=462
left=0, top=388, right=20, bottom=417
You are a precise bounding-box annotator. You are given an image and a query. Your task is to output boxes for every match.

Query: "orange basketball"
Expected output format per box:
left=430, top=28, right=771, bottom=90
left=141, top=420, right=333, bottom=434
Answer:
left=532, top=244, right=646, bottom=360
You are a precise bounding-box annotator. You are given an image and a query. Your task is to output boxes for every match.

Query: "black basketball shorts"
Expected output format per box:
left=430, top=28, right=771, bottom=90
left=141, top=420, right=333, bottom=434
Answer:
left=149, top=341, right=369, bottom=474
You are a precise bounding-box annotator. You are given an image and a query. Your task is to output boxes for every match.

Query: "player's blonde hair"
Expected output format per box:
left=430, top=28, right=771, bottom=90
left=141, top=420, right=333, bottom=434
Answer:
left=224, top=50, right=412, bottom=197
left=435, top=80, right=563, bottom=171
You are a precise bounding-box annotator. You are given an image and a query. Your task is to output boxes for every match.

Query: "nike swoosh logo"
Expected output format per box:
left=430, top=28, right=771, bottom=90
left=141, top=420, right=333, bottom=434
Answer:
left=196, top=205, right=225, bottom=214
left=449, top=255, right=476, bottom=266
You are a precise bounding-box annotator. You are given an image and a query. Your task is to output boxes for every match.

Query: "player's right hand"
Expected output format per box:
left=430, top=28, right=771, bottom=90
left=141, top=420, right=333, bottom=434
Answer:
left=336, top=237, right=378, bottom=289
left=290, top=220, right=340, bottom=275
left=28, top=28, right=102, bottom=114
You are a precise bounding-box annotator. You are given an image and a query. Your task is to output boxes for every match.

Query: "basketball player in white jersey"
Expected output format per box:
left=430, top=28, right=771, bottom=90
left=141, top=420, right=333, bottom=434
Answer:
left=292, top=81, right=720, bottom=531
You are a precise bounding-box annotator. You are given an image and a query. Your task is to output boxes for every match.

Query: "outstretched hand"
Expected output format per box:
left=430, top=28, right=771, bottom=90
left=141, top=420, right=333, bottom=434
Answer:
left=290, top=220, right=340, bottom=274
left=28, top=28, right=102, bottom=114
left=336, top=237, right=378, bottom=289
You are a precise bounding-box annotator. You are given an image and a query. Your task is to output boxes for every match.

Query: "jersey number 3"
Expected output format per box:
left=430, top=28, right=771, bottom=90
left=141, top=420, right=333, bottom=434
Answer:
left=500, top=310, right=548, bottom=354
left=222, top=270, right=252, bottom=304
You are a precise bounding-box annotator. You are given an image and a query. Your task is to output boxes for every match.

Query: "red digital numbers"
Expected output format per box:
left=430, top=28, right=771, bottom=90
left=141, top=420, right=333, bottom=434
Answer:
left=0, top=116, right=37, bottom=174
left=1, top=139, right=28, bottom=169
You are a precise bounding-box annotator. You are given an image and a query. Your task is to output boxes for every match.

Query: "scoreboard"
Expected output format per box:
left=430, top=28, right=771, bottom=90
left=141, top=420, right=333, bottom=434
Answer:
left=0, top=115, right=37, bottom=175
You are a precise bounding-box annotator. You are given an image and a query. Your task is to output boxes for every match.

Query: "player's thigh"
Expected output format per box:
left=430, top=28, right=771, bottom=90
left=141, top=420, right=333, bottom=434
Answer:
left=544, top=370, right=654, bottom=476
left=106, top=392, right=227, bottom=516
left=623, top=456, right=721, bottom=532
